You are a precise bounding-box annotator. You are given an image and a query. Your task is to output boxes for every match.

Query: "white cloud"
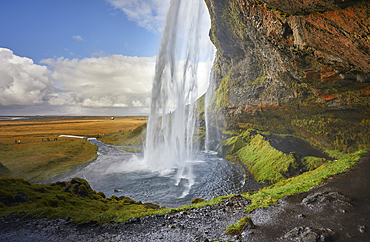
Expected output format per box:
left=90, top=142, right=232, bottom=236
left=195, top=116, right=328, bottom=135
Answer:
left=48, top=96, right=67, bottom=106
left=132, top=100, right=143, bottom=107
left=106, top=0, right=170, bottom=32
left=0, top=47, right=214, bottom=115
left=72, top=35, right=84, bottom=41
left=0, top=48, right=53, bottom=106
left=41, top=55, right=156, bottom=111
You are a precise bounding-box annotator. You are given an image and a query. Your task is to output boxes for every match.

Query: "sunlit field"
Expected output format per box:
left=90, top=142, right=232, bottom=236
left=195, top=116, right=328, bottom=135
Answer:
left=0, top=116, right=147, bottom=183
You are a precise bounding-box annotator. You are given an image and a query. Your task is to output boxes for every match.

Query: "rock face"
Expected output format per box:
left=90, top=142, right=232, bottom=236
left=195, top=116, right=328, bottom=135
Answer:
left=205, top=0, right=370, bottom=152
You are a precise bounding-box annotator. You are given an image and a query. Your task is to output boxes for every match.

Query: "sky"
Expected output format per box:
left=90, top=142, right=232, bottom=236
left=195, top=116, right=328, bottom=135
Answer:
left=0, top=0, right=214, bottom=116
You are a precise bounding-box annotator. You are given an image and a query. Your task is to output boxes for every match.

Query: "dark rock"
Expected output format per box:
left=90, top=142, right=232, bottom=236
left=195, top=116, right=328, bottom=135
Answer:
left=302, top=191, right=351, bottom=206
left=14, top=192, right=30, bottom=203
left=77, top=220, right=98, bottom=228
left=284, top=226, right=335, bottom=241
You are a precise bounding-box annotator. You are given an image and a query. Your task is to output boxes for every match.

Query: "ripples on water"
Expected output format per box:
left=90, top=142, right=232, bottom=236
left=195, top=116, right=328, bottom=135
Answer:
left=66, top=139, right=246, bottom=208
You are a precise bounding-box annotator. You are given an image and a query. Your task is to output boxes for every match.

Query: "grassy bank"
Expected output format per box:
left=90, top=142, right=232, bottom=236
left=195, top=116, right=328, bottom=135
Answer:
left=220, top=129, right=369, bottom=234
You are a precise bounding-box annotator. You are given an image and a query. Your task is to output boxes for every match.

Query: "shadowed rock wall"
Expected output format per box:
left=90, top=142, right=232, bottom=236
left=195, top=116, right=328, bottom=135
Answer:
left=205, top=0, right=370, bottom=152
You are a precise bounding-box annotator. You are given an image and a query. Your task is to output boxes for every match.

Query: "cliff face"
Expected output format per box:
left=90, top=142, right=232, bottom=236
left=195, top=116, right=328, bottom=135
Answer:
left=205, top=0, right=370, bottom=152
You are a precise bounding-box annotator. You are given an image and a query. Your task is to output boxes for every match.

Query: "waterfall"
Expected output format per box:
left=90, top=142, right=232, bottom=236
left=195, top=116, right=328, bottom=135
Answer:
left=143, top=0, right=214, bottom=195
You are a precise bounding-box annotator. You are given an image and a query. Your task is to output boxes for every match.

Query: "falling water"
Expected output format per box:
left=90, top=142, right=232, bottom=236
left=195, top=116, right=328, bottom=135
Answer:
left=55, top=0, right=254, bottom=207
left=143, top=0, right=214, bottom=196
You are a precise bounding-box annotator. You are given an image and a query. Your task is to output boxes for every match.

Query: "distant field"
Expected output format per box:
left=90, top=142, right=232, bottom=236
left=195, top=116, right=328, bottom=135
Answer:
left=0, top=116, right=147, bottom=183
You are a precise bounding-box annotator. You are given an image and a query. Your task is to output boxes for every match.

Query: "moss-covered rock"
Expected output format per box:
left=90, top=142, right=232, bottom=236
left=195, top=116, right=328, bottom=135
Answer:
left=192, top=198, right=204, bottom=204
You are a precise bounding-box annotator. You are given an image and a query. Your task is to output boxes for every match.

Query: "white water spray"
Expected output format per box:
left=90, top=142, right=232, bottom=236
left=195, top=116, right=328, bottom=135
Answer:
left=144, top=0, right=214, bottom=196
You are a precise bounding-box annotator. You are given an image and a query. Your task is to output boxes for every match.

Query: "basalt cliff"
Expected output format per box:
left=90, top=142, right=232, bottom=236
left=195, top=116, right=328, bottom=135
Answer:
left=205, top=0, right=370, bottom=153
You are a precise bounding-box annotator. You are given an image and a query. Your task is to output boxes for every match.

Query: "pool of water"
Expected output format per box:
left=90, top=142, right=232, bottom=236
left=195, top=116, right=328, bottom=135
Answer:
left=64, top=139, right=257, bottom=208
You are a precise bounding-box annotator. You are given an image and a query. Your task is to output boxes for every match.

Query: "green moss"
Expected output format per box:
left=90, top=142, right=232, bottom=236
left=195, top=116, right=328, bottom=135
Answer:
left=192, top=198, right=204, bottom=204
left=225, top=216, right=252, bottom=235
left=0, top=177, right=161, bottom=225
left=210, top=68, right=231, bottom=115
left=224, top=133, right=300, bottom=184
left=242, top=149, right=368, bottom=212
left=247, top=76, right=266, bottom=85
left=302, top=156, right=328, bottom=171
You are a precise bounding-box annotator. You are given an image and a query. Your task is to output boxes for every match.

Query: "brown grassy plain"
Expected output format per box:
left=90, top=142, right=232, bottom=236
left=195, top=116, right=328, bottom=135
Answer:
left=0, top=116, right=147, bottom=183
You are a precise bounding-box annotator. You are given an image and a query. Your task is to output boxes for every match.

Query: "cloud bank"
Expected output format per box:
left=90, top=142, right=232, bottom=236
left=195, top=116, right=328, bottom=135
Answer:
left=106, top=0, right=170, bottom=32
left=42, top=55, right=156, bottom=113
left=0, top=48, right=155, bottom=115
left=0, top=47, right=213, bottom=115
left=0, top=48, right=53, bottom=106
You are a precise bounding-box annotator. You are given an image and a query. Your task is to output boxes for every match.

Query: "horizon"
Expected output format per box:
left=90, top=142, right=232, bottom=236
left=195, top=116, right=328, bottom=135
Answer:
left=0, top=0, right=214, bottom=116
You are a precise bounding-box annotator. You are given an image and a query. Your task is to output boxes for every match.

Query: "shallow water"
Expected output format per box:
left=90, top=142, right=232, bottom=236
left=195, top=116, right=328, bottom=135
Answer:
left=65, top=139, right=247, bottom=208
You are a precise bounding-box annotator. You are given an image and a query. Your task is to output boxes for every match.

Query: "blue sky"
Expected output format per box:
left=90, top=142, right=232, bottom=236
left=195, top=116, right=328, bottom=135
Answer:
left=0, top=0, right=214, bottom=116
left=0, top=0, right=161, bottom=63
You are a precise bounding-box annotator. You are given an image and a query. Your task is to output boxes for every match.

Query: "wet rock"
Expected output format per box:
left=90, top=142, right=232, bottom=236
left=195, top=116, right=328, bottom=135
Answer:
left=284, top=226, right=335, bottom=241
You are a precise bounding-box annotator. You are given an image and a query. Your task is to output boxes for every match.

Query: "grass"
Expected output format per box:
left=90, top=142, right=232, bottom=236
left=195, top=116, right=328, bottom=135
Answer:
left=98, top=123, right=146, bottom=146
left=0, top=116, right=147, bottom=183
left=0, top=139, right=97, bottom=183
left=302, top=156, right=328, bottom=171
left=236, top=134, right=300, bottom=184
left=221, top=131, right=301, bottom=184
left=241, top=148, right=368, bottom=212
